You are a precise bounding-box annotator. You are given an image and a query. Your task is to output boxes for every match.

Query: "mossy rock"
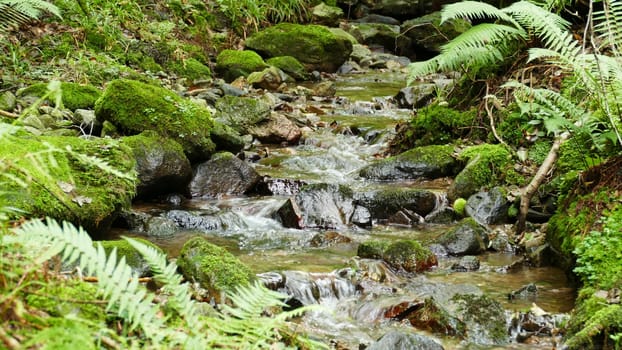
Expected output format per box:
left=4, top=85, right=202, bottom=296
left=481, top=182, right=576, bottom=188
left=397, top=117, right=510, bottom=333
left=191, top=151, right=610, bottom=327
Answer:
left=177, top=236, right=253, bottom=299
left=357, top=240, right=389, bottom=259
left=0, top=132, right=136, bottom=234
left=214, top=95, right=272, bottom=134
left=25, top=279, right=106, bottom=321
left=266, top=56, right=309, bottom=81
left=245, top=23, right=353, bottom=73
left=18, top=82, right=101, bottom=111
left=437, top=218, right=488, bottom=256
left=168, top=58, right=212, bottom=81
left=99, top=238, right=164, bottom=277
left=359, top=144, right=459, bottom=181
left=215, top=49, right=268, bottom=82
left=447, top=144, right=513, bottom=201
left=564, top=288, right=622, bottom=349
left=451, top=293, right=508, bottom=344
left=94, top=79, right=217, bottom=161
left=383, top=240, right=438, bottom=273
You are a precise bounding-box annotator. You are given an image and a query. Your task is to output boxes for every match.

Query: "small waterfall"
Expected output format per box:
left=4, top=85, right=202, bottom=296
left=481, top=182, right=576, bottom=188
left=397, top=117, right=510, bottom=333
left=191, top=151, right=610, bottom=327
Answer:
left=263, top=270, right=358, bottom=306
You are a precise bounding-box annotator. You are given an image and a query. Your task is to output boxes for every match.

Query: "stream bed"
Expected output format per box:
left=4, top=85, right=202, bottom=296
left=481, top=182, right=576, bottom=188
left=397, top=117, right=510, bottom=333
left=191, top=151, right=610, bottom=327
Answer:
left=111, top=71, right=575, bottom=349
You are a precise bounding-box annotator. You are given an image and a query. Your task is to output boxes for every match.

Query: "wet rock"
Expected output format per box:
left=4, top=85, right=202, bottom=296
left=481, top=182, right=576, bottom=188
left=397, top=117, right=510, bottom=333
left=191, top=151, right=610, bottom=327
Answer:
left=527, top=244, right=552, bottom=267
left=254, top=177, right=304, bottom=196
left=425, top=207, right=459, bottom=224
left=294, top=183, right=355, bottom=229
left=511, top=306, right=568, bottom=344
left=188, top=152, right=260, bottom=198
left=165, top=193, right=185, bottom=206
left=466, top=187, right=511, bottom=225
left=354, top=188, right=438, bottom=219
left=122, top=131, right=192, bottom=198
left=280, top=270, right=356, bottom=305
left=312, top=81, right=336, bottom=97
left=177, top=236, right=253, bottom=301
left=508, top=283, right=538, bottom=300
left=359, top=144, right=459, bottom=181
left=387, top=209, right=424, bottom=226
left=257, top=271, right=285, bottom=290
left=215, top=49, right=268, bottom=82
left=245, top=23, right=353, bottom=73
left=401, top=11, right=470, bottom=53
left=451, top=255, right=480, bottom=272
left=489, top=228, right=513, bottom=252
left=393, top=84, right=436, bottom=109
left=166, top=210, right=223, bottom=231
left=276, top=198, right=303, bottom=229
left=310, top=231, right=352, bottom=247
left=354, top=14, right=400, bottom=25
left=367, top=330, right=444, bottom=350
left=312, top=3, right=344, bottom=27
left=437, top=218, right=488, bottom=256
left=215, top=95, right=271, bottom=133
left=350, top=44, right=373, bottom=65
left=351, top=205, right=372, bottom=228
left=143, top=216, right=178, bottom=237
left=358, top=240, right=388, bottom=260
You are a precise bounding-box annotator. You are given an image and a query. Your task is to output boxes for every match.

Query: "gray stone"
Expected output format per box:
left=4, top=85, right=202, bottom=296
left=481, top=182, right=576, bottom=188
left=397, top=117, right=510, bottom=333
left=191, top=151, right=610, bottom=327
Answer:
left=312, top=3, right=344, bottom=27
left=347, top=22, right=412, bottom=56
left=367, top=331, right=444, bottom=350
left=466, top=187, right=511, bottom=225
left=451, top=255, right=480, bottom=271
left=354, top=188, right=438, bottom=219
left=0, top=91, right=17, bottom=112
left=438, top=218, right=488, bottom=256
left=294, top=183, right=355, bottom=229
left=188, top=152, right=260, bottom=198
left=276, top=198, right=303, bottom=229
left=393, top=84, right=436, bottom=109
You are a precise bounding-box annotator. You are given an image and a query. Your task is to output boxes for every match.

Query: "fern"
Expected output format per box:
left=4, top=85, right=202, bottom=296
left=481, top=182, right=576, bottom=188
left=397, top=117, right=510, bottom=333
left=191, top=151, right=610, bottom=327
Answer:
left=0, top=0, right=61, bottom=32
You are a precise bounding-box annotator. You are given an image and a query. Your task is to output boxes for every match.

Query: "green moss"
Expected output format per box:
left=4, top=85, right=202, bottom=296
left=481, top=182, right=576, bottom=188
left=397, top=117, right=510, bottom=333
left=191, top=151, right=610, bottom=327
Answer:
left=0, top=132, right=136, bottom=233
left=126, top=52, right=163, bottom=72
left=565, top=289, right=622, bottom=349
left=177, top=236, right=253, bottom=297
left=494, top=109, right=530, bottom=147
left=99, top=238, right=164, bottom=276
left=357, top=240, right=389, bottom=259
left=23, top=317, right=97, bottom=350
left=19, top=82, right=101, bottom=111
left=396, top=105, right=481, bottom=149
left=168, top=58, right=212, bottom=81
left=452, top=294, right=508, bottom=344
left=215, top=50, right=268, bottom=82
left=383, top=240, right=437, bottom=273
left=94, top=79, right=216, bottom=161
left=266, top=56, right=308, bottom=81
left=449, top=144, right=513, bottom=200
left=25, top=279, right=106, bottom=321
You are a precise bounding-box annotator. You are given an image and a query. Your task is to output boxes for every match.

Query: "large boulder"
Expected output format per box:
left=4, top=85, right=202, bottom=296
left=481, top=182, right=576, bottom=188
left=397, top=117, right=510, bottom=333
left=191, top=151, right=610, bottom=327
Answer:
left=312, top=3, right=344, bottom=27
left=121, top=131, right=192, bottom=199
left=176, top=236, right=253, bottom=301
left=266, top=56, right=309, bottom=81
left=188, top=152, right=261, bottom=198
left=245, top=23, right=353, bottom=73
left=0, top=133, right=135, bottom=234
left=359, top=144, right=459, bottom=181
left=95, top=79, right=227, bottom=162
left=215, top=49, right=268, bottom=82
left=436, top=218, right=488, bottom=255
left=401, top=11, right=470, bottom=53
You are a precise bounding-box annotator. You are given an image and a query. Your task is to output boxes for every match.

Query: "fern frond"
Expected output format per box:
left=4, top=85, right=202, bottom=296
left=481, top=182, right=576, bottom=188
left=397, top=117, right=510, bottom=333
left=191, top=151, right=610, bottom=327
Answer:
left=407, top=59, right=440, bottom=83
left=9, top=218, right=166, bottom=342
left=594, top=0, right=622, bottom=54
left=441, top=1, right=519, bottom=27
left=0, top=0, right=61, bottom=32
left=442, top=23, right=527, bottom=52
left=125, top=237, right=199, bottom=326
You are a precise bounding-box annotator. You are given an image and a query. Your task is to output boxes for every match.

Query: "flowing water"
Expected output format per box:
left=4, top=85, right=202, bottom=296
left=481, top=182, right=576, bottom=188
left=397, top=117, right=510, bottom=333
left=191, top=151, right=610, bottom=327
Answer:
left=115, top=71, right=575, bottom=349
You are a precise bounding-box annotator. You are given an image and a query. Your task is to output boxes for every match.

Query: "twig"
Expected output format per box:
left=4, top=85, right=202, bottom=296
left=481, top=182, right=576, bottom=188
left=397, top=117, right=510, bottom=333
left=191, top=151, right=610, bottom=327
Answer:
left=0, top=109, right=19, bottom=118
left=484, top=84, right=509, bottom=148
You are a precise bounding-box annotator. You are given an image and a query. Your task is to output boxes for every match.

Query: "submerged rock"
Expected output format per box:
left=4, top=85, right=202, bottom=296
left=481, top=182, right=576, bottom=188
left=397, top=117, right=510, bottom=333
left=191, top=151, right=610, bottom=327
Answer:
left=188, top=152, right=260, bottom=198
left=359, top=144, right=459, bottom=181
left=451, top=255, right=480, bottom=271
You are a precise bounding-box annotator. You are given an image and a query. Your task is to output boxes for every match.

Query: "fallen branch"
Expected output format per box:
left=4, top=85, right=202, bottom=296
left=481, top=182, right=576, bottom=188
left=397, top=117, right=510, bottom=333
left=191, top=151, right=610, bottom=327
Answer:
left=0, top=109, right=19, bottom=119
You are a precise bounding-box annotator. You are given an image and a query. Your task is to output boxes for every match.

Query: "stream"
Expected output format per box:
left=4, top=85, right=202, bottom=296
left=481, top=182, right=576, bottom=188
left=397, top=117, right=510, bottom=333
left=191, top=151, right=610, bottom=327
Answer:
left=112, top=70, right=575, bottom=349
